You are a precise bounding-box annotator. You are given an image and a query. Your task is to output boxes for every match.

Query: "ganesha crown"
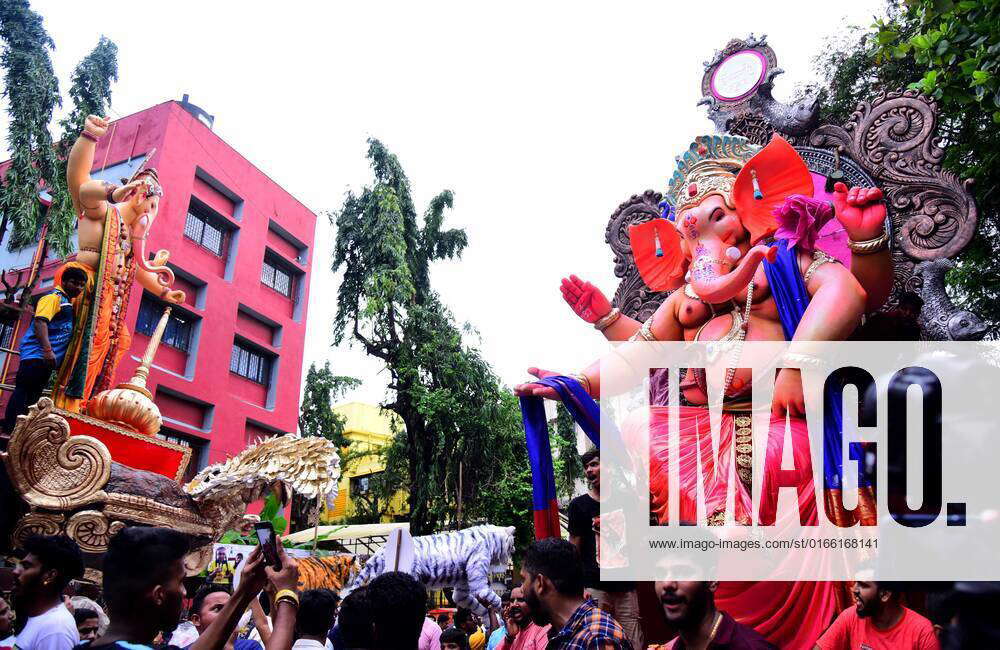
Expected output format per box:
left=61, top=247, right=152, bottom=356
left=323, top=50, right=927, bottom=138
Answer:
left=664, top=134, right=759, bottom=215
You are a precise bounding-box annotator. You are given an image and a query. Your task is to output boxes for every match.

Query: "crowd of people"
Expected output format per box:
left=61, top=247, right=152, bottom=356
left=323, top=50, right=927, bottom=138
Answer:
left=0, top=448, right=993, bottom=650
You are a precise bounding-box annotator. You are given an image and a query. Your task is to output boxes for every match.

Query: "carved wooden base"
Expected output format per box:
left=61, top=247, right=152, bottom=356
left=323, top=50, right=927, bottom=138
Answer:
left=1, top=398, right=214, bottom=558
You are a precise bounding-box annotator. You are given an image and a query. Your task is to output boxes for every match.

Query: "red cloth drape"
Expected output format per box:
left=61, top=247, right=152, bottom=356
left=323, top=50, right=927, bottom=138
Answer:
left=623, top=406, right=852, bottom=649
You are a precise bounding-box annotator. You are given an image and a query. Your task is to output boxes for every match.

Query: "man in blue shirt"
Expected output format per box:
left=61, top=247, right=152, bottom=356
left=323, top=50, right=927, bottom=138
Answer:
left=2, top=266, right=87, bottom=435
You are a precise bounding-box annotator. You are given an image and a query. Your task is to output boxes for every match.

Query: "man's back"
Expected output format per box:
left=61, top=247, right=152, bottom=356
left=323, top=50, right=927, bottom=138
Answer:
left=548, top=600, right=631, bottom=650
left=815, top=606, right=940, bottom=650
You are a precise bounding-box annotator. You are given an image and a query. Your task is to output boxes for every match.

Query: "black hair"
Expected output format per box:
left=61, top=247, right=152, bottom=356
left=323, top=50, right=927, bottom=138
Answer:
left=366, top=571, right=427, bottom=650
left=436, top=613, right=450, bottom=625
left=73, top=608, right=99, bottom=625
left=522, top=538, right=585, bottom=597
left=876, top=581, right=906, bottom=600
left=61, top=267, right=88, bottom=285
left=440, top=627, right=470, bottom=650
left=454, top=607, right=474, bottom=626
left=22, top=535, right=84, bottom=593
left=190, top=584, right=231, bottom=619
left=501, top=589, right=512, bottom=603
left=581, top=448, right=599, bottom=466
left=297, top=589, right=339, bottom=638
left=338, top=587, right=373, bottom=649
left=102, top=526, right=189, bottom=617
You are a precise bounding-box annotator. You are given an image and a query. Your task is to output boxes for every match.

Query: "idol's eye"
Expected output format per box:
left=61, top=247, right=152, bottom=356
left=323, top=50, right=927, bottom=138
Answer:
left=711, top=209, right=724, bottom=221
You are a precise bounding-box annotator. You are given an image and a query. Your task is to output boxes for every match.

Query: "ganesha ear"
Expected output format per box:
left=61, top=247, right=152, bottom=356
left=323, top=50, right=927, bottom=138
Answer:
left=629, top=219, right=686, bottom=291
left=733, top=134, right=814, bottom=244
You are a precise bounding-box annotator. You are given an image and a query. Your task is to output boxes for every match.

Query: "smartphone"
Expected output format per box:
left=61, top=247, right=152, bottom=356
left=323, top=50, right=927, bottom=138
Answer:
left=254, top=521, right=282, bottom=571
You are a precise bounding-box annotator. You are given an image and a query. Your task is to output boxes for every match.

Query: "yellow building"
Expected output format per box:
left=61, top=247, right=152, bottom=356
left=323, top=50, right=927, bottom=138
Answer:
left=321, top=402, right=409, bottom=523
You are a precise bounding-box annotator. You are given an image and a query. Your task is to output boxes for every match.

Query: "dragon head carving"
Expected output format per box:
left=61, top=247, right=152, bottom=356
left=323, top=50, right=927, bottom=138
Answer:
left=184, top=434, right=341, bottom=535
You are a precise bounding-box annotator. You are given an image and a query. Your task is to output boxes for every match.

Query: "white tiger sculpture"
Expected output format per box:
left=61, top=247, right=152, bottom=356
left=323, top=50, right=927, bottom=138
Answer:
left=346, top=524, right=516, bottom=615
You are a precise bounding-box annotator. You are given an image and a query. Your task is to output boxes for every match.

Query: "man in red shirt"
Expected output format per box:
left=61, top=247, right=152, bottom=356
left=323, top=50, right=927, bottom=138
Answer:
left=815, top=581, right=939, bottom=649
left=496, top=586, right=549, bottom=650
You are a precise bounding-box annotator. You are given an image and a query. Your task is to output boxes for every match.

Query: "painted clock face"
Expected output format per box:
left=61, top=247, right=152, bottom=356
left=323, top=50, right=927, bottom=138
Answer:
left=710, top=50, right=767, bottom=102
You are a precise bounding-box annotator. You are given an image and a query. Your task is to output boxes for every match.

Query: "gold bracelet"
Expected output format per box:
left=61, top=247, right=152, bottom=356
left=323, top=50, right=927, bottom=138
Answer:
left=782, top=352, right=827, bottom=369
left=274, top=589, right=299, bottom=607
left=847, top=230, right=888, bottom=255
left=594, top=307, right=621, bottom=331
left=571, top=373, right=592, bottom=395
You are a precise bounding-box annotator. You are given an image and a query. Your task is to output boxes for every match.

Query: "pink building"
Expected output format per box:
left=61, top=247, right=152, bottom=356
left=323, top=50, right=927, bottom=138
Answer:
left=0, top=97, right=317, bottom=479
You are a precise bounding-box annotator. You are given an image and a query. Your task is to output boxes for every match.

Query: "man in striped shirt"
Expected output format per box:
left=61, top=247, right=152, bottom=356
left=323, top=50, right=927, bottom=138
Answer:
left=519, top=539, right=631, bottom=650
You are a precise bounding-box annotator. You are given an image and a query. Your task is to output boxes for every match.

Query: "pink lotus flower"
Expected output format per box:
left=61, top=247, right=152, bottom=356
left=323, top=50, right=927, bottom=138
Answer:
left=773, top=194, right=835, bottom=252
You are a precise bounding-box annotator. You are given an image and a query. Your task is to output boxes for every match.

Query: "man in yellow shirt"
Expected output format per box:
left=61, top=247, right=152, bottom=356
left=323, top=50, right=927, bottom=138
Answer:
left=1, top=266, right=87, bottom=435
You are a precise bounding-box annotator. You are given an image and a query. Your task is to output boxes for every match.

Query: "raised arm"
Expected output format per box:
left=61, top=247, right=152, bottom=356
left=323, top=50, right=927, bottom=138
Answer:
left=191, top=548, right=267, bottom=650
left=67, top=116, right=114, bottom=220
left=516, top=290, right=685, bottom=400
left=832, top=183, right=892, bottom=312
left=263, top=544, right=300, bottom=650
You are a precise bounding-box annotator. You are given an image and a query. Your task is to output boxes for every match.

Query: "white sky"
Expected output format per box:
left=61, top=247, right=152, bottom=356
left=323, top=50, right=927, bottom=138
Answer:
left=17, top=1, right=884, bottom=408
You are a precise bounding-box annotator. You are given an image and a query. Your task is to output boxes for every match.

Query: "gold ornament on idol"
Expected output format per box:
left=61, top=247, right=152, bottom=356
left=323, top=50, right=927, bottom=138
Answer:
left=847, top=229, right=889, bottom=255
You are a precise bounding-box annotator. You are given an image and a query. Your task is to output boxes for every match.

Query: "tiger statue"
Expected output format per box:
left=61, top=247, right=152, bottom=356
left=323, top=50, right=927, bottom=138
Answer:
left=345, top=524, right=516, bottom=615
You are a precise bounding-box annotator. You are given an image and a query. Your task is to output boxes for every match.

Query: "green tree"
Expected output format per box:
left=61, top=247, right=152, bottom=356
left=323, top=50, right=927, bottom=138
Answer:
left=46, top=36, right=118, bottom=254
left=0, top=0, right=119, bottom=256
left=551, top=403, right=584, bottom=500
left=813, top=0, right=1000, bottom=336
left=332, top=139, right=531, bottom=538
left=297, top=360, right=361, bottom=448
left=0, top=0, right=60, bottom=251
left=293, top=361, right=359, bottom=529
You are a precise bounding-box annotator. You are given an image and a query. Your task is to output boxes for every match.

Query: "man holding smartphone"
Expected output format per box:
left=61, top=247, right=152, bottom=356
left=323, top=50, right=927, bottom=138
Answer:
left=75, top=526, right=300, bottom=650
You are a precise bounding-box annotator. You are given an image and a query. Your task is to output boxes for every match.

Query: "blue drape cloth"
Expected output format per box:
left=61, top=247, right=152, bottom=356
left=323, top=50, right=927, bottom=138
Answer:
left=520, top=376, right=604, bottom=538
left=763, top=240, right=869, bottom=489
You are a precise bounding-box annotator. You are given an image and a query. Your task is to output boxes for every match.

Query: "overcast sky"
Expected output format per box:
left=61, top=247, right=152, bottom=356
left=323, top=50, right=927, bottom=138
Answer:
left=18, top=1, right=884, bottom=408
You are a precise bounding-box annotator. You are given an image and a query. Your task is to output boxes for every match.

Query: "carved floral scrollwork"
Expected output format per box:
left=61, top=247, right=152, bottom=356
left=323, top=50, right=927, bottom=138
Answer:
left=3, top=398, right=111, bottom=510
left=809, top=90, right=977, bottom=261
left=604, top=191, right=673, bottom=321
left=11, top=512, right=65, bottom=547
left=65, top=510, right=125, bottom=553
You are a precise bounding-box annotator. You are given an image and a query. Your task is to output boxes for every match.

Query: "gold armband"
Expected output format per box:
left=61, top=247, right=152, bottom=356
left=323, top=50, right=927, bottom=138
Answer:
left=847, top=230, right=888, bottom=255
left=629, top=316, right=658, bottom=342
left=571, top=373, right=592, bottom=395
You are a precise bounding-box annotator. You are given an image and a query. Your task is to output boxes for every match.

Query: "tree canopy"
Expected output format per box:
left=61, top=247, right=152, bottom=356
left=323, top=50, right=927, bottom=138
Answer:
left=0, top=0, right=60, bottom=252
left=297, top=360, right=360, bottom=448
left=332, top=139, right=532, bottom=544
left=0, top=0, right=118, bottom=256
left=814, top=0, right=1000, bottom=335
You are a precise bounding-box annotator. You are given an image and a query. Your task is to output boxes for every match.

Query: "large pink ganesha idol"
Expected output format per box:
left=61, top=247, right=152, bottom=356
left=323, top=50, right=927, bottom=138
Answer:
left=516, top=134, right=893, bottom=648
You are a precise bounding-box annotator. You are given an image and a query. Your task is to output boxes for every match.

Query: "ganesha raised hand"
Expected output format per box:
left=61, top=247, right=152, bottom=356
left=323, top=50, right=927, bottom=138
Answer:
left=561, top=274, right=611, bottom=324
left=831, top=182, right=887, bottom=241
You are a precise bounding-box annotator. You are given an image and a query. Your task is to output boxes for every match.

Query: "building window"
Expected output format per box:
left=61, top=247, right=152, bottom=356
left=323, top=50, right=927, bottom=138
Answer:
left=350, top=472, right=382, bottom=496
left=135, top=295, right=194, bottom=352
left=261, top=253, right=294, bottom=298
left=184, top=202, right=229, bottom=256
left=0, top=317, right=16, bottom=351
left=230, top=340, right=272, bottom=386
left=156, top=429, right=206, bottom=483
